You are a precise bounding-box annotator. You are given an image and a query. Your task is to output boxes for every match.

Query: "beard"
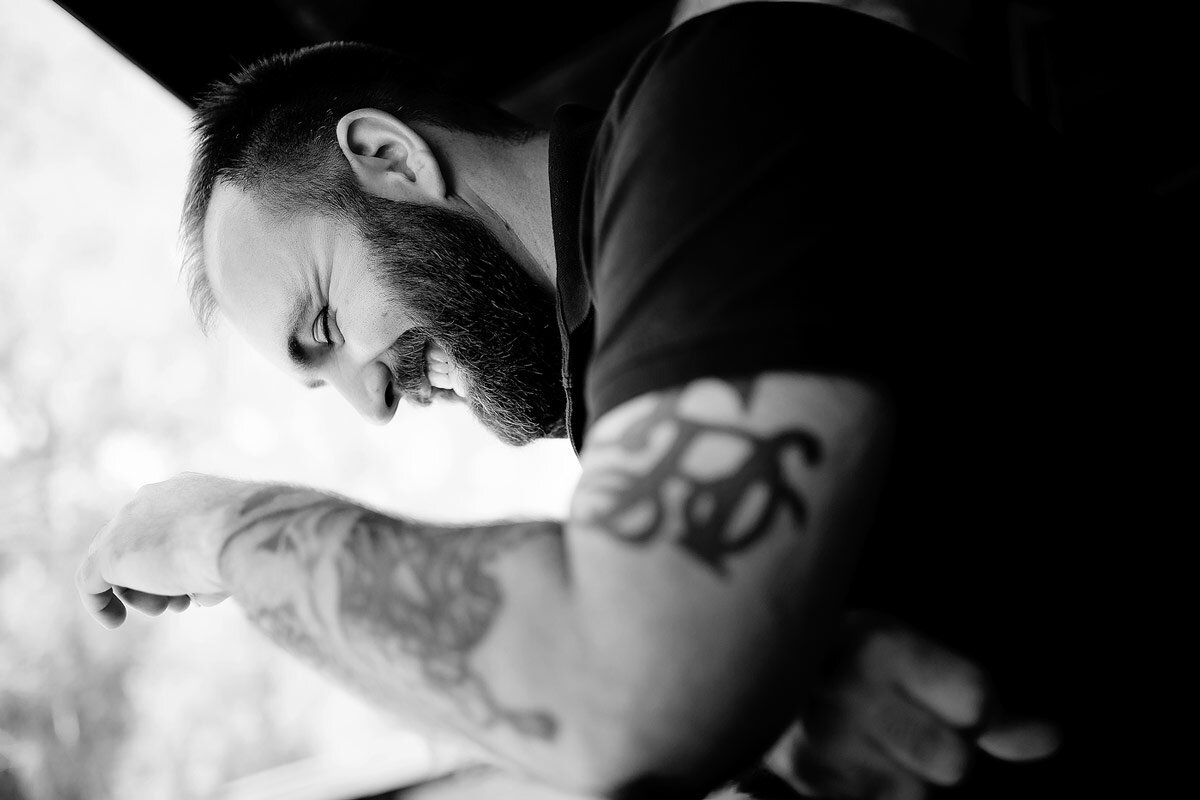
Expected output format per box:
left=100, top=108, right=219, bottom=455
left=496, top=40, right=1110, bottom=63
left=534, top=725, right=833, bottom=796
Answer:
left=347, top=193, right=567, bottom=446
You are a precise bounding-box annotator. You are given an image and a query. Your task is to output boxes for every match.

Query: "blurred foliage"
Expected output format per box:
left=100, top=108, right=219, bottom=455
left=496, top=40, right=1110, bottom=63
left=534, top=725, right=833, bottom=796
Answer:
left=0, top=0, right=578, bottom=797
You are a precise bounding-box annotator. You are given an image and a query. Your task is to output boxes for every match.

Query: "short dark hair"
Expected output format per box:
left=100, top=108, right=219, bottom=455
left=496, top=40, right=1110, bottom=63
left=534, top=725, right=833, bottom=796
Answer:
left=180, top=41, right=533, bottom=334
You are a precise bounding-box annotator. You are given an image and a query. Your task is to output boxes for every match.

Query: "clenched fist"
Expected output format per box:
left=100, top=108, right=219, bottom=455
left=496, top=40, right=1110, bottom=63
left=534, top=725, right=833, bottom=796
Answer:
left=76, top=473, right=262, bottom=627
left=765, top=612, right=1060, bottom=799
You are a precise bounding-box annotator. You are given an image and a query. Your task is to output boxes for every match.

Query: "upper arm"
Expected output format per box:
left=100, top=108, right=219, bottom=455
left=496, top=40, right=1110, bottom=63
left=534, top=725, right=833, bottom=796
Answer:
left=565, top=371, right=892, bottom=793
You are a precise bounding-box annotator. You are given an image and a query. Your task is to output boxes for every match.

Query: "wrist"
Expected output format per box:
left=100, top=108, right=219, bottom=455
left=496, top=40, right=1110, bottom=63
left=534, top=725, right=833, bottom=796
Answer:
left=213, top=482, right=332, bottom=584
left=210, top=484, right=263, bottom=581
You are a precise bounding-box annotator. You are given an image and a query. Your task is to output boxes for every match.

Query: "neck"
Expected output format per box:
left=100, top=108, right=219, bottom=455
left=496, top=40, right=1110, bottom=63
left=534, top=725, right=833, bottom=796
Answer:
left=429, top=129, right=557, bottom=295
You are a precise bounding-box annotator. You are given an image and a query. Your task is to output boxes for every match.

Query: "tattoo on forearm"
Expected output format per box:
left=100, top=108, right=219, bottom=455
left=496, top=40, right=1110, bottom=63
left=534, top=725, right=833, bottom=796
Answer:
left=225, top=496, right=559, bottom=740
left=584, top=380, right=822, bottom=573
left=238, top=485, right=295, bottom=517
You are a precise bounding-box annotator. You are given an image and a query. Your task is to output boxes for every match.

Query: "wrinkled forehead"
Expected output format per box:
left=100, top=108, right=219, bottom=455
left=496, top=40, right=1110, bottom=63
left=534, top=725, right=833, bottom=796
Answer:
left=202, top=181, right=313, bottom=361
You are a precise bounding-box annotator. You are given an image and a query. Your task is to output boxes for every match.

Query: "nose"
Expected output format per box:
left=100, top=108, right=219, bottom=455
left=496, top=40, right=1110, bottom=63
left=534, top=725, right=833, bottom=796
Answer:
left=330, top=360, right=397, bottom=425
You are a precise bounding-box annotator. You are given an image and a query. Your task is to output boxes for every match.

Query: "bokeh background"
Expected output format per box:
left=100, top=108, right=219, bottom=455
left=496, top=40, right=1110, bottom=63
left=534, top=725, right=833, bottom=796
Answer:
left=0, top=0, right=581, bottom=796
left=3, top=0, right=1194, bottom=797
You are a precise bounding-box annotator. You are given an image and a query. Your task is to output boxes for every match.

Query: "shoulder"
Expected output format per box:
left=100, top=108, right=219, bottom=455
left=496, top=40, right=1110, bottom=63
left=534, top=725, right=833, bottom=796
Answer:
left=599, top=1, right=944, bottom=140
left=583, top=1, right=961, bottom=251
left=575, top=5, right=926, bottom=443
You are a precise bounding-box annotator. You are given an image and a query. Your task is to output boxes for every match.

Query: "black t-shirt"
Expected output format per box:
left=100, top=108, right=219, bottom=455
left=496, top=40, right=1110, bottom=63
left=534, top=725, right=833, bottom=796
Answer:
left=549, top=3, right=1135, bottom=795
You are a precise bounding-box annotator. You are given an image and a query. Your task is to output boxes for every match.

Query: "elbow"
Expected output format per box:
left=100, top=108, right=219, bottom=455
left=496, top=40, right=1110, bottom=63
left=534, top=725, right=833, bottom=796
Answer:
left=531, top=627, right=798, bottom=799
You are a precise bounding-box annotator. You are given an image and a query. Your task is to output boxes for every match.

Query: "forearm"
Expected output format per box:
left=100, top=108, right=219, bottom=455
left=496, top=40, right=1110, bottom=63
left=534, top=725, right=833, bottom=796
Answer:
left=218, top=374, right=889, bottom=798
left=218, top=488, right=784, bottom=796
left=219, top=493, right=848, bottom=798
left=218, top=486, right=589, bottom=780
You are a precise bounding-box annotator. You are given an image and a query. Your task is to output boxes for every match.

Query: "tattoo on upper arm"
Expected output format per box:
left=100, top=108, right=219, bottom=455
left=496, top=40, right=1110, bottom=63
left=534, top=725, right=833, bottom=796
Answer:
left=582, top=379, right=822, bottom=573
left=227, top=498, right=559, bottom=740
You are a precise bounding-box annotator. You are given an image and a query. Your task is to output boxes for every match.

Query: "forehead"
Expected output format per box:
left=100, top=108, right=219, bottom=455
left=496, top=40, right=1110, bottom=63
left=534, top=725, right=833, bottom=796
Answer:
left=203, top=182, right=323, bottom=362
left=204, top=180, right=310, bottom=294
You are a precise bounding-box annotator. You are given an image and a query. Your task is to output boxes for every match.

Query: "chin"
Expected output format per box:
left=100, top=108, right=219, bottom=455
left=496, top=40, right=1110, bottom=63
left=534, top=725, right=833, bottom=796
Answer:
left=479, top=417, right=543, bottom=448
left=469, top=401, right=561, bottom=447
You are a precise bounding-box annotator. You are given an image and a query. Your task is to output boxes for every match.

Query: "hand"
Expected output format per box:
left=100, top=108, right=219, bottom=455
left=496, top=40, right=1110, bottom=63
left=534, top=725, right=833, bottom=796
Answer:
left=764, top=612, right=1060, bottom=799
left=76, top=472, right=257, bottom=628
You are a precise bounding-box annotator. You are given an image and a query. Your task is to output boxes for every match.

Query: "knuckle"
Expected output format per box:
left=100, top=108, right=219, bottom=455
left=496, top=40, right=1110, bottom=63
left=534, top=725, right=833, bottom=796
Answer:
left=874, top=698, right=961, bottom=780
left=939, top=739, right=973, bottom=785
left=902, top=717, right=944, bottom=766
left=924, top=651, right=990, bottom=726
left=954, top=665, right=990, bottom=726
left=907, top=724, right=970, bottom=786
left=910, top=640, right=992, bottom=727
left=136, top=476, right=174, bottom=497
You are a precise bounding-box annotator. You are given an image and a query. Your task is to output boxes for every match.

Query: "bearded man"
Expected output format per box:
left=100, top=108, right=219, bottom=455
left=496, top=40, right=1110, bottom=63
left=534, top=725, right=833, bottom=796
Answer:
left=77, top=3, right=1116, bottom=798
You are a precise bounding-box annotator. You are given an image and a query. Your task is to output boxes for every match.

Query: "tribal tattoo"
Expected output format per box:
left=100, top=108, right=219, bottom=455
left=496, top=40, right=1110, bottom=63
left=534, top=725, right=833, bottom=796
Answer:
left=222, top=490, right=559, bottom=740
left=582, top=379, right=822, bottom=573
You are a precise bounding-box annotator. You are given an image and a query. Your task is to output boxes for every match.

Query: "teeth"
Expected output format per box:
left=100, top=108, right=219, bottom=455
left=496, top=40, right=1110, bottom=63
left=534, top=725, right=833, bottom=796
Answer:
left=426, top=343, right=450, bottom=389
left=424, top=342, right=466, bottom=399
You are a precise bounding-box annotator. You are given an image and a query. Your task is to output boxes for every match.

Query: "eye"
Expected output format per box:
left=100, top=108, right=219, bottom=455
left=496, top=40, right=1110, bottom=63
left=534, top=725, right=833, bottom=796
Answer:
left=312, top=307, right=334, bottom=346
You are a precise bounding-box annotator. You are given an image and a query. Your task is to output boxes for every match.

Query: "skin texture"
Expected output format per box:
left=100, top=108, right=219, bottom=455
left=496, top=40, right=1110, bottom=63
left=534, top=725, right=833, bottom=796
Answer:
left=199, top=110, right=567, bottom=444
left=77, top=379, right=1058, bottom=798
left=82, top=97, right=1062, bottom=798
left=227, top=488, right=560, bottom=741
left=580, top=379, right=823, bottom=574
left=204, top=183, right=416, bottom=423
left=205, top=178, right=565, bottom=444
left=763, top=613, right=1061, bottom=799
left=80, top=373, right=894, bottom=796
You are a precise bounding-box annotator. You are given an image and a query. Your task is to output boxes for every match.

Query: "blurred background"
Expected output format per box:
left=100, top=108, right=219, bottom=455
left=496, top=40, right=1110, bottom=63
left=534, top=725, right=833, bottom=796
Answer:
left=0, top=1, right=581, bottom=797
left=0, top=0, right=1193, bottom=798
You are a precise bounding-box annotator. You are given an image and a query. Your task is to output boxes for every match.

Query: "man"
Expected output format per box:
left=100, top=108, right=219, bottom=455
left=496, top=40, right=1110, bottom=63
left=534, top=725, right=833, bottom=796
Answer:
left=77, top=3, right=1108, bottom=798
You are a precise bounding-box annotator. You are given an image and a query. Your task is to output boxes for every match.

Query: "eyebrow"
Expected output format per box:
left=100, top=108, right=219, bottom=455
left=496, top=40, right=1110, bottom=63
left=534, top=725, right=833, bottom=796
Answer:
left=284, top=294, right=327, bottom=389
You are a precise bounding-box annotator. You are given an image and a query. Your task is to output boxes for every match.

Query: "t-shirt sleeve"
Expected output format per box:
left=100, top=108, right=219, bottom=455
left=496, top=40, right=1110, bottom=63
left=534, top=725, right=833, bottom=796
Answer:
left=581, top=2, right=1074, bottom=429
left=583, top=4, right=916, bottom=427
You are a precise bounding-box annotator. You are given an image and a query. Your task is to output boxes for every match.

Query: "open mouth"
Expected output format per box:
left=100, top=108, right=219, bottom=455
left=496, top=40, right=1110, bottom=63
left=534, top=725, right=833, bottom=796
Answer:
left=383, top=332, right=466, bottom=409
left=384, top=330, right=434, bottom=407
left=425, top=341, right=466, bottom=401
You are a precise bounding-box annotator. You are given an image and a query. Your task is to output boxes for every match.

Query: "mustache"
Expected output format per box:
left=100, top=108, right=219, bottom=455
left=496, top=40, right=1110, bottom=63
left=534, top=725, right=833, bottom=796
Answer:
left=350, top=195, right=566, bottom=443
left=386, top=327, right=433, bottom=405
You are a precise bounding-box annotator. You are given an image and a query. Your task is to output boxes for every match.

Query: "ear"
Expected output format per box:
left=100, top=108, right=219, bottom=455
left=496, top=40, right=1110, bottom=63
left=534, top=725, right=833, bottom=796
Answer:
left=336, top=109, right=447, bottom=201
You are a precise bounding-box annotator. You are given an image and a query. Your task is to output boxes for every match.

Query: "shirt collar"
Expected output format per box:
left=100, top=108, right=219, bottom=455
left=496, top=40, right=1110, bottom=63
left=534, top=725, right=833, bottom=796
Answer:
left=548, top=103, right=602, bottom=334
left=547, top=103, right=602, bottom=455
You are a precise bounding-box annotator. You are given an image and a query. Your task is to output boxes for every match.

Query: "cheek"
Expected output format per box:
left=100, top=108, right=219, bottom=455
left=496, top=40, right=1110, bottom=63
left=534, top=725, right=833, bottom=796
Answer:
left=343, top=295, right=414, bottom=352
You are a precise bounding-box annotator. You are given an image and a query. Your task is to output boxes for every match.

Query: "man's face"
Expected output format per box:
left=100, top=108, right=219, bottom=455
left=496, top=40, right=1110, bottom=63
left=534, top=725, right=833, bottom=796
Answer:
left=204, top=182, right=565, bottom=445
